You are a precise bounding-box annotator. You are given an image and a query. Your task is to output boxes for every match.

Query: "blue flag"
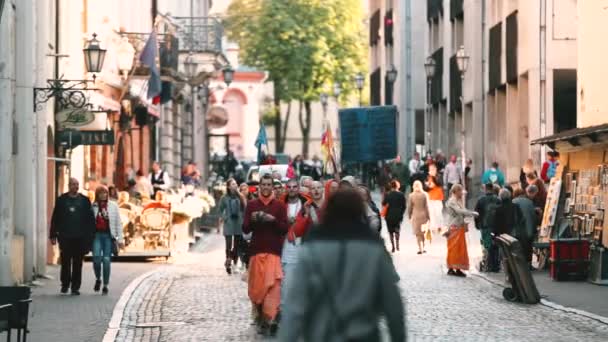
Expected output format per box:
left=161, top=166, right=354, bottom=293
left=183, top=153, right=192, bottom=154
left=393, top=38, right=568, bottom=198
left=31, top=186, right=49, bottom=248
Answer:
left=139, top=31, right=161, bottom=99
left=254, top=124, right=268, bottom=164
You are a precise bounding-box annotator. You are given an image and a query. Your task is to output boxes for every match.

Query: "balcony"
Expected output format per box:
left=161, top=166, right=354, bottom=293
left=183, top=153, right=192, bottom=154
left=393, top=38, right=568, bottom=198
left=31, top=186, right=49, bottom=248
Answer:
left=173, top=16, right=223, bottom=54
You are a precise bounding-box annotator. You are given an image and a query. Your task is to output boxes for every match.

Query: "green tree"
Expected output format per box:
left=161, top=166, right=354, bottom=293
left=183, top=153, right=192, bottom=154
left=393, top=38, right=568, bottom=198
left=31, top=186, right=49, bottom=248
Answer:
left=225, top=0, right=366, bottom=155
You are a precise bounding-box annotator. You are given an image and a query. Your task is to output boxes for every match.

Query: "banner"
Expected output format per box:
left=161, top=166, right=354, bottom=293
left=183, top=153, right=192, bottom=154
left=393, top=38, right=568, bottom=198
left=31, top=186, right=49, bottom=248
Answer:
left=339, top=106, right=398, bottom=162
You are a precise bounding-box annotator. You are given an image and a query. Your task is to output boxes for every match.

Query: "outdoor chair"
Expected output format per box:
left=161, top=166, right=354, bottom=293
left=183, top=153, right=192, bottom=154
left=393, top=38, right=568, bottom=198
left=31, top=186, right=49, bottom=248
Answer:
left=0, top=303, right=12, bottom=342
left=0, top=287, right=32, bottom=342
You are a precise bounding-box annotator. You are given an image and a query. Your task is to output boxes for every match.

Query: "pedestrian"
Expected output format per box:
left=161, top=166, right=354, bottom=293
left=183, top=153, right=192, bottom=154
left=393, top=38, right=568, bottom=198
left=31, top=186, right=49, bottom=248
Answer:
left=493, top=189, right=525, bottom=271
left=526, top=172, right=547, bottom=211
left=49, top=177, right=96, bottom=295
left=359, top=185, right=382, bottom=233
left=108, top=185, right=119, bottom=202
left=443, top=155, right=463, bottom=193
left=482, top=162, right=506, bottom=187
left=409, top=152, right=422, bottom=176
left=289, top=181, right=325, bottom=242
left=280, top=178, right=309, bottom=316
left=339, top=175, right=357, bottom=189
left=218, top=178, right=246, bottom=274
left=242, top=174, right=288, bottom=335
left=519, top=158, right=537, bottom=190
left=91, top=185, right=124, bottom=295
left=382, top=180, right=407, bottom=252
left=512, top=188, right=539, bottom=265
left=149, top=161, right=171, bottom=198
left=390, top=157, right=409, bottom=193
left=540, top=151, right=560, bottom=183
left=273, top=179, right=285, bottom=199
left=526, top=185, right=544, bottom=221
left=464, top=159, right=473, bottom=195
left=291, top=155, right=305, bottom=179
left=426, top=163, right=445, bottom=235
left=407, top=180, right=430, bottom=254
left=240, top=182, right=254, bottom=201
left=278, top=189, right=405, bottom=342
left=299, top=175, right=313, bottom=194
left=474, top=183, right=501, bottom=272
left=445, top=184, right=479, bottom=277
left=435, top=149, right=447, bottom=174
left=324, top=179, right=340, bottom=198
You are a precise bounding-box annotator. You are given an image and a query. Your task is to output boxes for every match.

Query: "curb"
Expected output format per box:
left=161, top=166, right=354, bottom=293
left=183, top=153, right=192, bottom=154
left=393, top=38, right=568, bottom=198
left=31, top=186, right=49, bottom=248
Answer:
left=470, top=270, right=608, bottom=325
left=101, top=269, right=158, bottom=342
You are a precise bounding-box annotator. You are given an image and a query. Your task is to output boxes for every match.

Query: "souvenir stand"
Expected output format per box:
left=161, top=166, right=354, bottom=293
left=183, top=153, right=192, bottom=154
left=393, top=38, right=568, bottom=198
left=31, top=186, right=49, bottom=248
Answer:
left=531, top=124, right=608, bottom=285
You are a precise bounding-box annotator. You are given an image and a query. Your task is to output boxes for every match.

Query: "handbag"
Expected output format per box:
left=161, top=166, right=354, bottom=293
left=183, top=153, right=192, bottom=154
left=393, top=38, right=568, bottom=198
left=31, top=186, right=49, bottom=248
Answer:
left=111, top=237, right=120, bottom=256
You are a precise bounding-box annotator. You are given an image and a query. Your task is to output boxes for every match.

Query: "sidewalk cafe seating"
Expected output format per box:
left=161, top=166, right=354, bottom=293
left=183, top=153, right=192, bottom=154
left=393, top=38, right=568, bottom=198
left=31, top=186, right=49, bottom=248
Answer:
left=140, top=203, right=172, bottom=250
left=496, top=234, right=541, bottom=304
left=0, top=286, right=32, bottom=342
left=0, top=303, right=12, bottom=342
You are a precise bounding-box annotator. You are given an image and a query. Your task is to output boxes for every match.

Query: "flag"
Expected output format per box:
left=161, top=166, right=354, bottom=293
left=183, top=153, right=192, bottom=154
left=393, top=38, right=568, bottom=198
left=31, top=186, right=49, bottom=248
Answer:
left=139, top=31, right=161, bottom=99
left=321, top=120, right=338, bottom=174
left=255, top=124, right=268, bottom=164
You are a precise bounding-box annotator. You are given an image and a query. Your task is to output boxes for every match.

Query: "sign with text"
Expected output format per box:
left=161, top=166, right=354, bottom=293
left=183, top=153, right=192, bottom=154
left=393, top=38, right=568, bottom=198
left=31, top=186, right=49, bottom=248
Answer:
left=58, top=130, right=115, bottom=147
left=339, top=106, right=398, bottom=162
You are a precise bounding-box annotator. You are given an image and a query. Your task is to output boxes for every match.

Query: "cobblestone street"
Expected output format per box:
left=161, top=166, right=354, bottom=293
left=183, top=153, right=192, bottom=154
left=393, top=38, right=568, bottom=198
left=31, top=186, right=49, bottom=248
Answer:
left=110, top=223, right=608, bottom=342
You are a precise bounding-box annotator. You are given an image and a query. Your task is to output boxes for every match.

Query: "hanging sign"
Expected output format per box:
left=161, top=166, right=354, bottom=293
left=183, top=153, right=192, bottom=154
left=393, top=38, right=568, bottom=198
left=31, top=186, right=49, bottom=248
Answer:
left=339, top=106, right=398, bottom=162
left=58, top=130, right=115, bottom=147
left=56, top=108, right=109, bottom=130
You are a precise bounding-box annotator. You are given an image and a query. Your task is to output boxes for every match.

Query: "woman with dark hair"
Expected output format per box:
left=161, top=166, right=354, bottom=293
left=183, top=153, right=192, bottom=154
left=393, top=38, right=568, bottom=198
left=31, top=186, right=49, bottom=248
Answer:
left=279, top=189, right=405, bottom=342
left=218, top=178, right=246, bottom=274
left=382, top=180, right=407, bottom=252
left=108, top=185, right=119, bottom=201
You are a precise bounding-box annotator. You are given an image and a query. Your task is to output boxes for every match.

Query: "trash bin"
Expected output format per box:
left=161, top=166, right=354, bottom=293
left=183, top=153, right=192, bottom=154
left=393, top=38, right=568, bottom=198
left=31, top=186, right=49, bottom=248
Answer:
left=495, top=234, right=541, bottom=304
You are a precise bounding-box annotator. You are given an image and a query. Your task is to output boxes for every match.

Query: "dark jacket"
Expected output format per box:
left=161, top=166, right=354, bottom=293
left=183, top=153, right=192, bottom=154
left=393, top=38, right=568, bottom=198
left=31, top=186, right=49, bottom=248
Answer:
left=492, top=199, right=524, bottom=236
left=382, top=191, right=406, bottom=226
left=50, top=193, right=95, bottom=240
left=512, top=196, right=539, bottom=241
left=474, top=193, right=501, bottom=230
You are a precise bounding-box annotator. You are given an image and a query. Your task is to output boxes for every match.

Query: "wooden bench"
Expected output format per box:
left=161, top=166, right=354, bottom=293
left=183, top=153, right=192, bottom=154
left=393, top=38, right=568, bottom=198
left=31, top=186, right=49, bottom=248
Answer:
left=0, top=287, right=32, bottom=342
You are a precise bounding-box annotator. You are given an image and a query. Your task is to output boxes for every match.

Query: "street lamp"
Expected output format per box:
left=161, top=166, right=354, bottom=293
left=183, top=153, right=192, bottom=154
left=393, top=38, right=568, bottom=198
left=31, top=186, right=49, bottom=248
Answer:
left=424, top=56, right=436, bottom=155
left=456, top=45, right=470, bottom=194
left=83, top=33, right=107, bottom=80
left=386, top=64, right=398, bottom=105
left=116, top=37, right=135, bottom=80
left=223, top=65, right=235, bottom=87
left=184, top=54, right=198, bottom=79
left=320, top=92, right=329, bottom=119
left=333, top=82, right=341, bottom=99
left=354, top=73, right=365, bottom=106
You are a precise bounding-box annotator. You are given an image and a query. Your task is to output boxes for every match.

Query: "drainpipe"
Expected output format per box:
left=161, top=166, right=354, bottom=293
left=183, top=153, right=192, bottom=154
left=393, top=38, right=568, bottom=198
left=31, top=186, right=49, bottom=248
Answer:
left=405, top=0, right=413, bottom=158
left=539, top=0, right=547, bottom=162
left=481, top=0, right=487, bottom=171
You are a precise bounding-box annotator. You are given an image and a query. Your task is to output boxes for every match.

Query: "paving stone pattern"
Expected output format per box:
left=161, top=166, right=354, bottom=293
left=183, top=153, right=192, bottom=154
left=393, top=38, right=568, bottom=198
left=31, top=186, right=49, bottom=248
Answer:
left=113, top=227, right=608, bottom=342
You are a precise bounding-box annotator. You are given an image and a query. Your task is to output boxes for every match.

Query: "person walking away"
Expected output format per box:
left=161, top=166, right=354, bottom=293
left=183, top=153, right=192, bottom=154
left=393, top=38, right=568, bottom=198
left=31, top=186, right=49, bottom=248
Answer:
left=408, top=181, right=430, bottom=254
left=492, top=189, right=525, bottom=272
left=382, top=181, right=407, bottom=252
left=519, top=159, right=537, bottom=190
left=513, top=188, right=539, bottom=265
left=219, top=178, right=246, bottom=274
left=289, top=181, right=325, bottom=241
left=526, top=173, right=547, bottom=212
left=243, top=174, right=288, bottom=335
left=426, top=163, right=445, bottom=235
left=91, top=185, right=124, bottom=295
left=482, top=162, right=506, bottom=187
left=280, top=179, right=309, bottom=317
left=278, top=189, right=405, bottom=342
left=540, top=151, right=560, bottom=184
left=149, top=161, right=171, bottom=198
left=49, top=178, right=96, bottom=295
left=390, top=156, right=410, bottom=193
left=445, top=184, right=479, bottom=277
left=443, top=155, right=463, bottom=195
left=359, top=186, right=382, bottom=233
left=474, top=183, right=501, bottom=272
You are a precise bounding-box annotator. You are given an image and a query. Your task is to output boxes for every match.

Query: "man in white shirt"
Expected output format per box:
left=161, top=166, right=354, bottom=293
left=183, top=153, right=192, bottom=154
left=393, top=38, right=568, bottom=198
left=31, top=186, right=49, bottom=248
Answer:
left=443, top=155, right=462, bottom=192
left=409, top=152, right=422, bottom=175
left=149, top=161, right=171, bottom=198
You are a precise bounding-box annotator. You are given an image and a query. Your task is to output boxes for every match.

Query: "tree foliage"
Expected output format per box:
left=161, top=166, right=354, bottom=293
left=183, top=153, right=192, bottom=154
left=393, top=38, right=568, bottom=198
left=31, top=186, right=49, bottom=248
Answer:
left=225, top=0, right=366, bottom=154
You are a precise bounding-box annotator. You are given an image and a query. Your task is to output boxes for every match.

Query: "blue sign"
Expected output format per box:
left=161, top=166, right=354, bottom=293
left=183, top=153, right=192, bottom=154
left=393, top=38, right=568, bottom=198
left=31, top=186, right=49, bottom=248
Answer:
left=339, top=106, right=398, bottom=162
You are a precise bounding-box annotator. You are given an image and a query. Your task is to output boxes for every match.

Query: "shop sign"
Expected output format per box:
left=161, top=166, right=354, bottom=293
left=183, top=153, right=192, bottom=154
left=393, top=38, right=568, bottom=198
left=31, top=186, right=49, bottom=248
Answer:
left=339, top=106, right=398, bottom=162
left=56, top=108, right=108, bottom=130
left=58, top=130, right=115, bottom=147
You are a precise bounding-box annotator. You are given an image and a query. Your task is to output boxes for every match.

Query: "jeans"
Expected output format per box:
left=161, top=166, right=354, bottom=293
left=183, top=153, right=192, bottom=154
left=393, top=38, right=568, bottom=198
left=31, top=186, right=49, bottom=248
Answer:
left=224, top=235, right=243, bottom=264
left=59, top=237, right=87, bottom=291
left=92, top=232, right=113, bottom=285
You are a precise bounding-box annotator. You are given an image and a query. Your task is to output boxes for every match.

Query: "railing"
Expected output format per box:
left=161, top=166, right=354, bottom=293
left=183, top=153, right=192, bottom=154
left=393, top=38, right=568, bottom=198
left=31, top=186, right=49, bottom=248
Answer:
left=172, top=16, right=223, bottom=54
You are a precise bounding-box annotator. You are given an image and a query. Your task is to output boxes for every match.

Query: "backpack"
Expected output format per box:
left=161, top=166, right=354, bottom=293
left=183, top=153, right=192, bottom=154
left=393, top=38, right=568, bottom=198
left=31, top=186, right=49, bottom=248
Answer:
left=547, top=161, right=558, bottom=179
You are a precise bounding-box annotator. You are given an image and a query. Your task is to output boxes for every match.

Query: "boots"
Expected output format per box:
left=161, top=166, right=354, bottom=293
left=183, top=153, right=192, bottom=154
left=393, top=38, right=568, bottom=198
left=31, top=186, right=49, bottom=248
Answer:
left=395, top=233, right=400, bottom=251
left=389, top=234, right=396, bottom=253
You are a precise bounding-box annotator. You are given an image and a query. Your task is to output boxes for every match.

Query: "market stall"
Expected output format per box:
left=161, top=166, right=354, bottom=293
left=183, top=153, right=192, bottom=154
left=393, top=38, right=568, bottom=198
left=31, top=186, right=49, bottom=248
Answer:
left=531, top=123, right=608, bottom=285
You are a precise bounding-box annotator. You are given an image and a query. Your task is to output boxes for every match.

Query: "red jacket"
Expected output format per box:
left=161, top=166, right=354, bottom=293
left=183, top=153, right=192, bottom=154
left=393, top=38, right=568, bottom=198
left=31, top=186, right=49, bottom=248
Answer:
left=288, top=200, right=324, bottom=242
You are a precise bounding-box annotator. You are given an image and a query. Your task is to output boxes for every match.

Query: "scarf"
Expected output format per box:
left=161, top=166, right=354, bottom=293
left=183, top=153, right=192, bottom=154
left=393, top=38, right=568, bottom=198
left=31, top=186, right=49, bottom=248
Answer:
left=258, top=192, right=275, bottom=206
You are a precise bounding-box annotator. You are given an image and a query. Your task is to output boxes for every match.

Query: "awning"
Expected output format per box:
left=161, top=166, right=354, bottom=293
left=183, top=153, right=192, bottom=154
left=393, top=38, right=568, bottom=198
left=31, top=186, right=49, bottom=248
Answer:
left=89, top=92, right=121, bottom=112
left=530, top=123, right=608, bottom=149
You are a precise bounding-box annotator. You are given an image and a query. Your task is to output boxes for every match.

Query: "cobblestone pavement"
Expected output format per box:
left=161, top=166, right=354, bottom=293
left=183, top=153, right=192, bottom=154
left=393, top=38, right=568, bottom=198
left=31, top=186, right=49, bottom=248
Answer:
left=112, top=225, right=608, bottom=342
left=27, top=260, right=159, bottom=342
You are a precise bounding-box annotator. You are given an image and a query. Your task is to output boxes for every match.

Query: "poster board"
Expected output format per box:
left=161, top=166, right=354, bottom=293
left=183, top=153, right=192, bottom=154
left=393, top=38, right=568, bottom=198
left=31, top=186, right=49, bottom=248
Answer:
left=540, top=178, right=562, bottom=241
left=339, top=106, right=397, bottom=162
